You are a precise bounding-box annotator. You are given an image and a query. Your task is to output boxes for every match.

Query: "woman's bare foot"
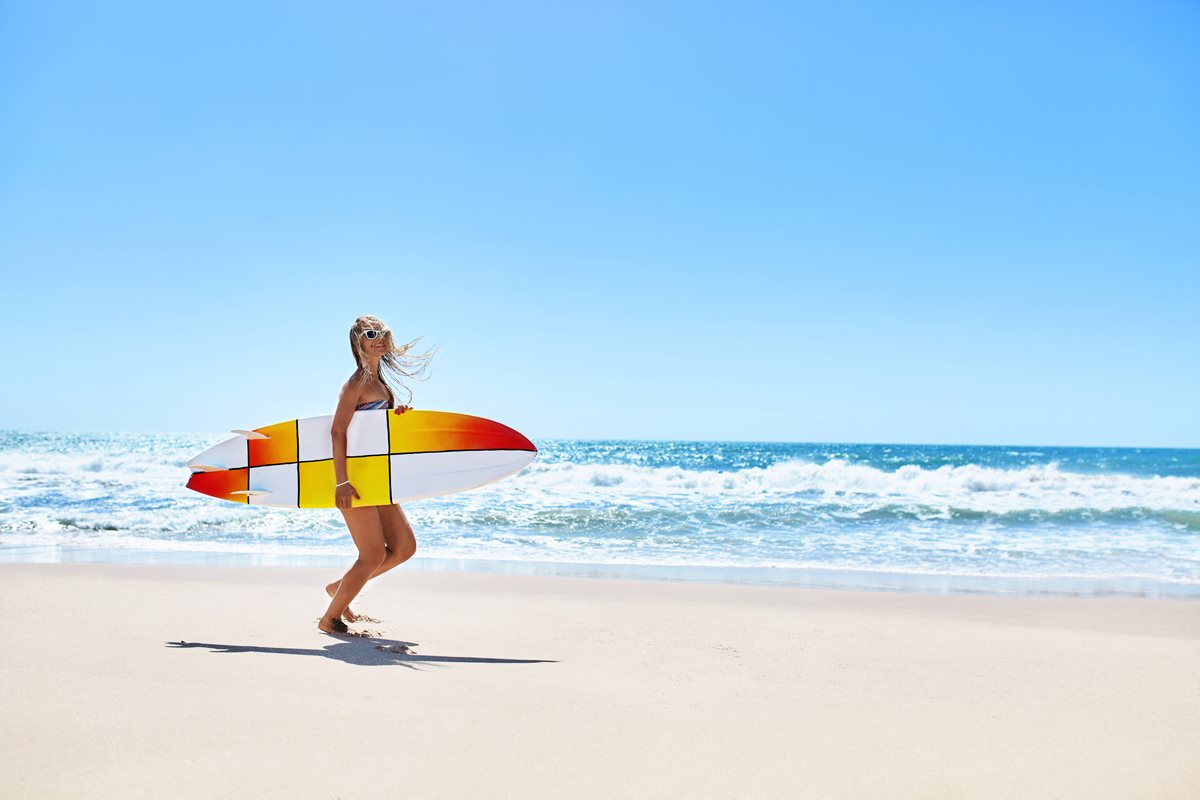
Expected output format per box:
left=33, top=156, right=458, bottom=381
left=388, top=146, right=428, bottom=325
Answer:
left=326, top=580, right=358, bottom=622
left=317, top=615, right=348, bottom=634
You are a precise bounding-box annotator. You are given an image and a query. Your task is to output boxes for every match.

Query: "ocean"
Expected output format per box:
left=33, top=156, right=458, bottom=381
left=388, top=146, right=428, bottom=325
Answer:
left=2, top=430, right=1198, bottom=596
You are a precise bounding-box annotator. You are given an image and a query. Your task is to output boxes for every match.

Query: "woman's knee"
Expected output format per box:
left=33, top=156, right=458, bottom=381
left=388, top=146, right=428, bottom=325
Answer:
left=382, top=539, right=415, bottom=567
left=379, top=507, right=417, bottom=564
left=398, top=537, right=417, bottom=563
left=357, top=547, right=388, bottom=569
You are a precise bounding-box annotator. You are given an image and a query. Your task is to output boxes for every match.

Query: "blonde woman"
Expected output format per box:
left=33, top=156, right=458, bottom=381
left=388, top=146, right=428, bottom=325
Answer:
left=319, top=316, right=435, bottom=634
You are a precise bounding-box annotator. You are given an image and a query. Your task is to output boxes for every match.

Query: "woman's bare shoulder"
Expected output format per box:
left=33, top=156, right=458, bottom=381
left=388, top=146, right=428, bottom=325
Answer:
left=340, top=371, right=368, bottom=395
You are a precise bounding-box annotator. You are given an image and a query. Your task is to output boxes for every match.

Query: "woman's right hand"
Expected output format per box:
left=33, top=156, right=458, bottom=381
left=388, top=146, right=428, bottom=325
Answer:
left=335, top=482, right=360, bottom=509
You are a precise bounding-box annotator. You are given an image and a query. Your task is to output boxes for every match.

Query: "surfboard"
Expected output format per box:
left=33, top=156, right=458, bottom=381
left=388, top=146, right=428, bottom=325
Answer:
left=186, top=409, right=537, bottom=508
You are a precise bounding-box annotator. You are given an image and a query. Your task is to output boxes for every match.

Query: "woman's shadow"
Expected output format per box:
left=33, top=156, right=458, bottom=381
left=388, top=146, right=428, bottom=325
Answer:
left=167, top=635, right=557, bottom=670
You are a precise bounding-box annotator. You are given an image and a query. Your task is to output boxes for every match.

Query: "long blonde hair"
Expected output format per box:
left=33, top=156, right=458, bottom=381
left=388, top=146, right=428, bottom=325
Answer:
left=348, top=315, right=437, bottom=406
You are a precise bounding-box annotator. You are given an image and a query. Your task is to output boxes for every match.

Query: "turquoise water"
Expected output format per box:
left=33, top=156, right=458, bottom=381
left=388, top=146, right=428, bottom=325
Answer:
left=2, top=431, right=1198, bottom=595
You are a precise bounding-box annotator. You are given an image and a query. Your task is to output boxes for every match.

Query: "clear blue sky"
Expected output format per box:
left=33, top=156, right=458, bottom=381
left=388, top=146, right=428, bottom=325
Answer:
left=1, top=1, right=1197, bottom=446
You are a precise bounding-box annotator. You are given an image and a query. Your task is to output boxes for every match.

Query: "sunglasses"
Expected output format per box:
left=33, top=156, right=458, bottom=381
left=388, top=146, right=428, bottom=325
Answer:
left=360, top=328, right=388, bottom=340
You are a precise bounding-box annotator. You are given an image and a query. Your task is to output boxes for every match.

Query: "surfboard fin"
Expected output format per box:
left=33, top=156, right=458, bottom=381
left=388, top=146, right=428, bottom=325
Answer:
left=188, top=464, right=224, bottom=473
left=232, top=429, right=270, bottom=440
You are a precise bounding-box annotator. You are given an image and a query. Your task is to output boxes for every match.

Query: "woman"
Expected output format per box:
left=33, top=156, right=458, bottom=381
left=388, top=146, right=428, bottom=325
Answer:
left=318, top=315, right=436, bottom=634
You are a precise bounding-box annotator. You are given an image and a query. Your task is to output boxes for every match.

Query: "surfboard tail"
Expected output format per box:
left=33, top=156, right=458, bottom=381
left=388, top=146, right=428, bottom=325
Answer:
left=186, top=469, right=250, bottom=504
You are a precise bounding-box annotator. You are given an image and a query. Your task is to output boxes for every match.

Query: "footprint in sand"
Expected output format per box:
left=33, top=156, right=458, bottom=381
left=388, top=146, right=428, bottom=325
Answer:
left=347, top=628, right=383, bottom=638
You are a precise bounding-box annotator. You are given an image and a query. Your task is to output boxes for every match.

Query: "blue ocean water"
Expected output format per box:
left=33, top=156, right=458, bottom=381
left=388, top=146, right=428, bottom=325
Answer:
left=2, top=430, right=1199, bottom=595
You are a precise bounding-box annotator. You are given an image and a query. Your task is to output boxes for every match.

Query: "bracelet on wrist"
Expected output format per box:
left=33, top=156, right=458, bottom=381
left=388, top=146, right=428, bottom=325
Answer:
left=336, top=480, right=350, bottom=488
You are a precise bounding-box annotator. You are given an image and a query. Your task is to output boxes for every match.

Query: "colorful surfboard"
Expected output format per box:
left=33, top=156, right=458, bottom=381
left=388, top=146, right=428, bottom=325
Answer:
left=186, top=409, right=537, bottom=508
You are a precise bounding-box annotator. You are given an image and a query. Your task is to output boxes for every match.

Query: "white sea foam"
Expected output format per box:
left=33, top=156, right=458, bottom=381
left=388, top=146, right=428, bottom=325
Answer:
left=497, top=459, right=1200, bottom=514
left=4, top=449, right=1199, bottom=528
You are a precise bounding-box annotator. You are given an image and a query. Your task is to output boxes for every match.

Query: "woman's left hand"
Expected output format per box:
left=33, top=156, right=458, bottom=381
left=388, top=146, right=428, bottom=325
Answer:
left=393, top=405, right=412, bottom=414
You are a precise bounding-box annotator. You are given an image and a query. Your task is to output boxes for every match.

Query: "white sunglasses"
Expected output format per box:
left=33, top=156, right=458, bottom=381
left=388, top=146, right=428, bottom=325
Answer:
left=359, top=328, right=388, bottom=340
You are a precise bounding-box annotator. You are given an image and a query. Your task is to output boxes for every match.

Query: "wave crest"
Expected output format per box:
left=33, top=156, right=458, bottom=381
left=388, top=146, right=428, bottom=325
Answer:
left=509, top=459, right=1200, bottom=514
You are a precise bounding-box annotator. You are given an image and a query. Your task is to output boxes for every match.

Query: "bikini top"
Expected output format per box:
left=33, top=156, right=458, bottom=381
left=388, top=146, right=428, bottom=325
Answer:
left=355, top=398, right=391, bottom=411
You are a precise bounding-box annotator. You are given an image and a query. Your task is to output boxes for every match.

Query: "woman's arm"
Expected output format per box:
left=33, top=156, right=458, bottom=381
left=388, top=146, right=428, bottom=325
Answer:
left=331, top=378, right=361, bottom=508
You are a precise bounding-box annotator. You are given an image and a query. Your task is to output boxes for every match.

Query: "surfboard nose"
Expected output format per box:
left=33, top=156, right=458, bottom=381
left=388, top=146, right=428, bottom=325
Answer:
left=387, top=410, right=538, bottom=455
left=482, top=419, right=537, bottom=454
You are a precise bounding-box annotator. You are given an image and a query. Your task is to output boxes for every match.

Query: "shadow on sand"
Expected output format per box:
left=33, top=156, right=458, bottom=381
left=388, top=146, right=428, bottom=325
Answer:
left=167, top=637, right=557, bottom=669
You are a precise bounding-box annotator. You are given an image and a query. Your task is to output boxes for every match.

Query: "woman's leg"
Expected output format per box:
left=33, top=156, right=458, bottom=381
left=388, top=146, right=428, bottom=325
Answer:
left=318, top=506, right=387, bottom=633
left=373, top=504, right=418, bottom=575
left=325, top=505, right=416, bottom=604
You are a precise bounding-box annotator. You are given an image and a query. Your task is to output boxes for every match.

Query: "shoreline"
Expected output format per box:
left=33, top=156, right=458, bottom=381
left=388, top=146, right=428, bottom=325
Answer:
left=2, top=562, right=1199, bottom=797
left=2, top=543, right=1198, bottom=598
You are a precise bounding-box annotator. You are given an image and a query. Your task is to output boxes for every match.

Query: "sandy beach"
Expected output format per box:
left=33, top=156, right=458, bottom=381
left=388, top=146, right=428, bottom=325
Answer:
left=1, top=563, right=1197, bottom=798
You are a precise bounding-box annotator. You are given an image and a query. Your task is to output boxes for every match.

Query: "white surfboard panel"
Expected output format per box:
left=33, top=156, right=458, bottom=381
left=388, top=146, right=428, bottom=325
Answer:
left=389, top=450, right=537, bottom=503
left=248, top=463, right=299, bottom=507
left=187, top=436, right=247, bottom=471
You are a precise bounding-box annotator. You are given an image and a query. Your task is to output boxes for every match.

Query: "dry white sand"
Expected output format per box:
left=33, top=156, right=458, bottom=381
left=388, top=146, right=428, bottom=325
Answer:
left=1, top=562, right=1197, bottom=798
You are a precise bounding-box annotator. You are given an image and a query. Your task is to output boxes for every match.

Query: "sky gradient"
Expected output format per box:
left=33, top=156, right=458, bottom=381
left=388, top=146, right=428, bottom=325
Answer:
left=2, top=1, right=1197, bottom=446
